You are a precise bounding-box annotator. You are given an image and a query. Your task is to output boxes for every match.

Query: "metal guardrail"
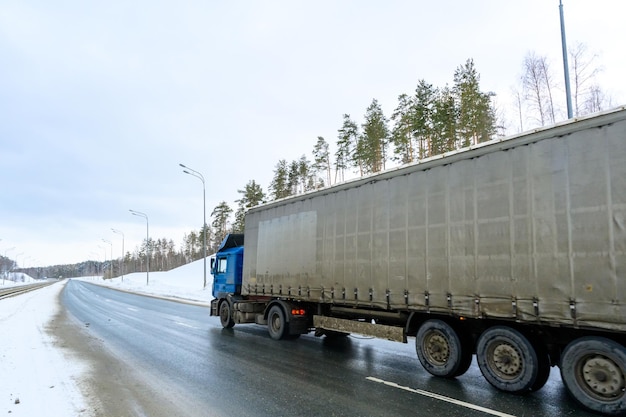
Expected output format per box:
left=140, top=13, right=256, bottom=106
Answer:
left=0, top=281, right=57, bottom=300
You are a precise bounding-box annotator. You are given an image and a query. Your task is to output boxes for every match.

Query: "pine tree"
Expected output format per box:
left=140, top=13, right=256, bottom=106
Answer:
left=288, top=159, right=300, bottom=195
left=413, top=80, right=437, bottom=158
left=210, top=201, right=232, bottom=250
left=390, top=93, right=416, bottom=164
left=298, top=155, right=316, bottom=192
left=233, top=180, right=265, bottom=232
left=269, top=159, right=290, bottom=200
left=359, top=99, right=389, bottom=174
left=453, top=59, right=496, bottom=147
left=183, top=231, right=198, bottom=262
left=431, top=86, right=457, bottom=155
left=312, top=136, right=331, bottom=186
left=336, top=114, right=359, bottom=180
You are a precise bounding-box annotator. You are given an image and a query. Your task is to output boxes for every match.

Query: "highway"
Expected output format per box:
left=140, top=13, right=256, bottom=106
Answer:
left=60, top=280, right=596, bottom=417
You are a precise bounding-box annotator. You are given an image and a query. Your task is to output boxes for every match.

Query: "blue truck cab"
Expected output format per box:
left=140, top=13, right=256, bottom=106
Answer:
left=210, top=234, right=244, bottom=299
left=210, top=232, right=311, bottom=335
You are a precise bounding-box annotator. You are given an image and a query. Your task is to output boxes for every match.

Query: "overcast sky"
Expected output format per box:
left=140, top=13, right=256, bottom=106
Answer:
left=1, top=1, right=625, bottom=267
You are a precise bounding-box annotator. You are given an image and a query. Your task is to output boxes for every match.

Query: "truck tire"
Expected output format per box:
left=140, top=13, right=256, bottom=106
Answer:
left=476, top=326, right=541, bottom=393
left=416, top=319, right=472, bottom=378
left=560, top=337, right=626, bottom=416
left=267, top=305, right=288, bottom=340
left=530, top=344, right=551, bottom=392
left=219, top=300, right=235, bottom=329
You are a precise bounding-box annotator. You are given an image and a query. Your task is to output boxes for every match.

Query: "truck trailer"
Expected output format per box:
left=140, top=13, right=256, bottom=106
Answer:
left=210, top=107, right=626, bottom=415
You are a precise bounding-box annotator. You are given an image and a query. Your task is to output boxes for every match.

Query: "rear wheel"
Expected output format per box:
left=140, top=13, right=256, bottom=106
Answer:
left=560, top=337, right=626, bottom=416
left=416, top=319, right=472, bottom=378
left=267, top=305, right=288, bottom=340
left=476, top=326, right=541, bottom=393
left=530, top=344, right=551, bottom=392
left=219, top=300, right=234, bottom=329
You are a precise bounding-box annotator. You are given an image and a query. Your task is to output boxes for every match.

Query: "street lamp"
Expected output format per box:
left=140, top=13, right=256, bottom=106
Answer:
left=13, top=252, right=24, bottom=271
left=179, top=163, right=207, bottom=289
left=102, top=239, right=113, bottom=279
left=130, top=209, right=149, bottom=285
left=97, top=244, right=106, bottom=279
left=112, top=228, right=125, bottom=282
left=559, top=0, right=573, bottom=119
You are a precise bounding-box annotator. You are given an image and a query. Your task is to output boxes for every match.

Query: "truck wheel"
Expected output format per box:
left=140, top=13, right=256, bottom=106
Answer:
left=476, top=326, right=540, bottom=393
left=267, top=305, right=288, bottom=340
left=416, top=319, right=472, bottom=378
left=219, top=300, right=235, bottom=329
left=530, top=344, right=551, bottom=392
left=560, top=337, right=626, bottom=416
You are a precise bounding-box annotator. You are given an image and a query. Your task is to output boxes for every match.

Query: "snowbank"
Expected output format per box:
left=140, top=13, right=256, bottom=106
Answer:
left=0, top=259, right=213, bottom=416
left=0, top=283, right=89, bottom=416
left=81, top=258, right=214, bottom=303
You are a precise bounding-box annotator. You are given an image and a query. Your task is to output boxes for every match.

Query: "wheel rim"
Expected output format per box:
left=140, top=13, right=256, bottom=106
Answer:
left=577, top=354, right=626, bottom=400
left=487, top=341, right=523, bottom=380
left=270, top=312, right=282, bottom=333
left=424, top=330, right=450, bottom=366
left=220, top=303, right=229, bottom=323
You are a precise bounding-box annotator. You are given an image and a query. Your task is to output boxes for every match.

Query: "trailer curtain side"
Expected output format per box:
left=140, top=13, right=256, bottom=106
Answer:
left=243, top=108, right=626, bottom=332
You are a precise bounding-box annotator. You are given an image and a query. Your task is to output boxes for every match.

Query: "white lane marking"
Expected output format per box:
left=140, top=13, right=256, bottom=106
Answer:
left=127, top=307, right=138, bottom=312
left=366, top=377, right=516, bottom=417
left=175, top=321, right=197, bottom=329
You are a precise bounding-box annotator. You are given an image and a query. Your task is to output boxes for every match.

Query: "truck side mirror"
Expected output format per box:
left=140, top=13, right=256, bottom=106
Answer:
left=210, top=258, right=215, bottom=272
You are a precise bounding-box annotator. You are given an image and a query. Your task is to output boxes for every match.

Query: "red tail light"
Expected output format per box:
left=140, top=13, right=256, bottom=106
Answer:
left=291, top=308, right=306, bottom=316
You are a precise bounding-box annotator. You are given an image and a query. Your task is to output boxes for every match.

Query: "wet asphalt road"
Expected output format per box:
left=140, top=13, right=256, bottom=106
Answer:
left=61, top=280, right=595, bottom=417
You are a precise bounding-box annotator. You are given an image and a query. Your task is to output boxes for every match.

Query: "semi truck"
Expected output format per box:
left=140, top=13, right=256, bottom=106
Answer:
left=210, top=107, right=626, bottom=416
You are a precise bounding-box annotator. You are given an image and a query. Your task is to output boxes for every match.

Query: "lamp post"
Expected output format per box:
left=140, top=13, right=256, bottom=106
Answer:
left=13, top=252, right=24, bottom=271
left=102, top=239, right=113, bottom=279
left=112, top=228, right=125, bottom=282
left=179, top=163, right=207, bottom=289
left=130, top=209, right=149, bottom=285
left=97, top=245, right=106, bottom=279
left=559, top=0, right=573, bottom=118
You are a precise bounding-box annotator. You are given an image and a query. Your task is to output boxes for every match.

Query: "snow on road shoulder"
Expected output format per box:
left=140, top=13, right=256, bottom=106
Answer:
left=0, top=281, right=90, bottom=416
left=0, top=259, right=212, bottom=416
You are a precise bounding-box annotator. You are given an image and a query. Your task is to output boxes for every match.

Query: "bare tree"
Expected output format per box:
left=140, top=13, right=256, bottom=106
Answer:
left=511, top=86, right=524, bottom=133
left=522, top=52, right=547, bottom=126
left=538, top=57, right=557, bottom=124
left=585, top=84, right=612, bottom=114
left=521, top=52, right=558, bottom=127
left=569, top=42, right=605, bottom=116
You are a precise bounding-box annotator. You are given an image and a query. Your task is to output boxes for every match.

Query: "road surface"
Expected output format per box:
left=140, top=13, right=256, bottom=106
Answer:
left=60, top=280, right=594, bottom=417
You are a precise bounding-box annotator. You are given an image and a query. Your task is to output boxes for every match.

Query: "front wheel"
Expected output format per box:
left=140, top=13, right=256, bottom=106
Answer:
left=476, top=326, right=541, bottom=393
left=219, top=300, right=235, bottom=329
left=560, top=337, right=626, bottom=416
left=416, top=319, right=472, bottom=378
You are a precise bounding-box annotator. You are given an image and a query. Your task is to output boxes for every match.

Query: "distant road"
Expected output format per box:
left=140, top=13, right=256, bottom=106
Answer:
left=60, top=280, right=594, bottom=417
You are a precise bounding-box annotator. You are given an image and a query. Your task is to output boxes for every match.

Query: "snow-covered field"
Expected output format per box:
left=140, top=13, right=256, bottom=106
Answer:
left=0, top=259, right=213, bottom=416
